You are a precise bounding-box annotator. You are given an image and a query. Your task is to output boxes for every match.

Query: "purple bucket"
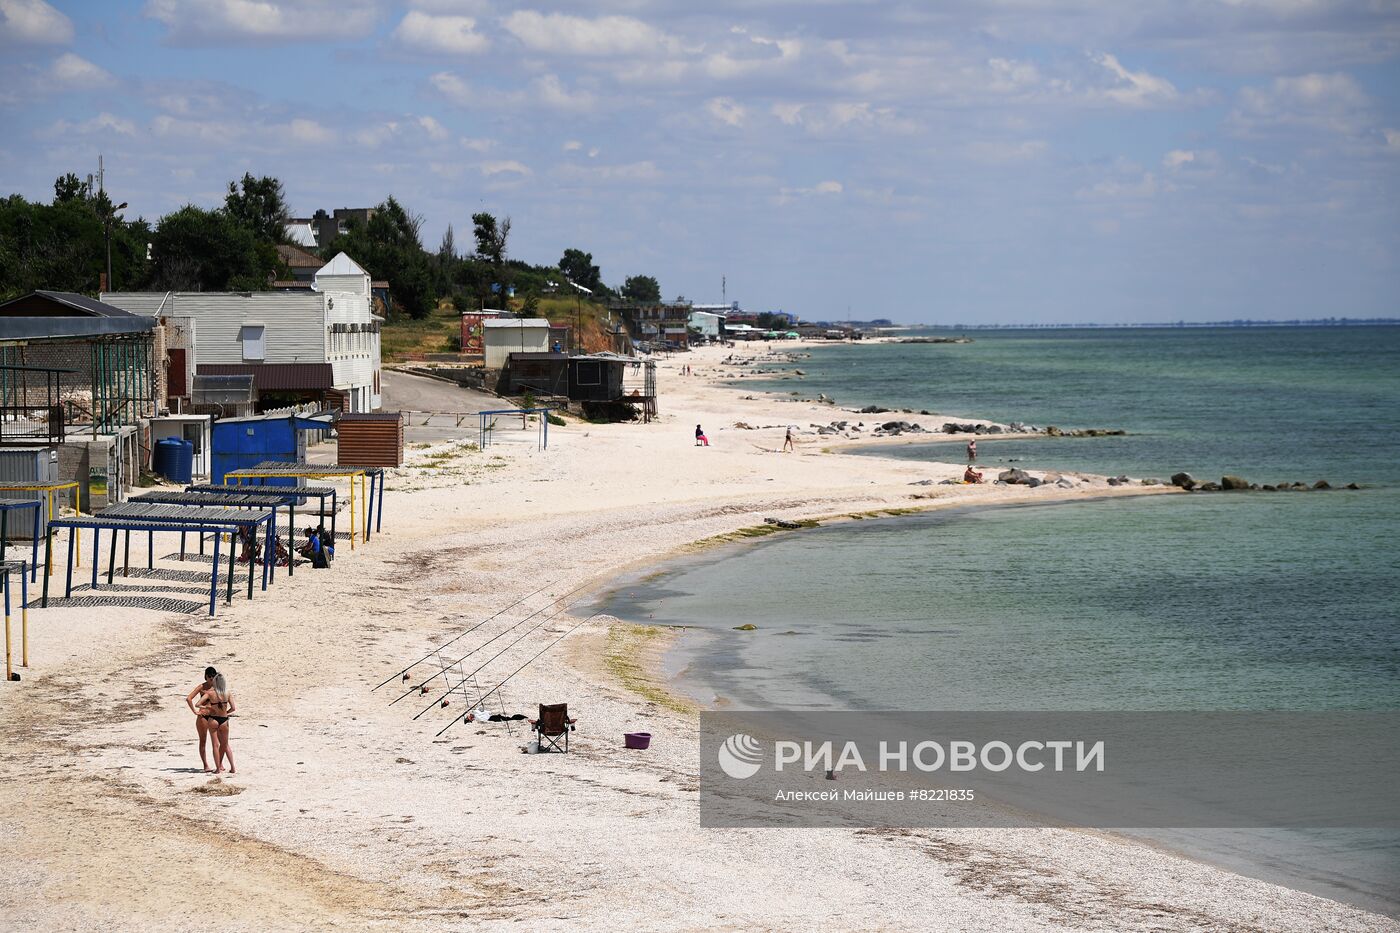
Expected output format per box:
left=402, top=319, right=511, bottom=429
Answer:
left=624, top=732, right=652, bottom=750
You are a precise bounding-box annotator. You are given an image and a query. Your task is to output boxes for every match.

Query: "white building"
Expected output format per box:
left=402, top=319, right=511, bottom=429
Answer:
left=688, top=310, right=725, bottom=342
left=483, top=318, right=551, bottom=370
left=102, top=252, right=382, bottom=412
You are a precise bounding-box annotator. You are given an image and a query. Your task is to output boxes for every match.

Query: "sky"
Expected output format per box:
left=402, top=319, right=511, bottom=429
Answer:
left=1, top=1, right=1397, bottom=324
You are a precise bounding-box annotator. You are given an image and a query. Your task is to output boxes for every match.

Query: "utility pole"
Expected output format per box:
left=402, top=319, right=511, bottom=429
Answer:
left=104, top=199, right=128, bottom=292
left=722, top=275, right=726, bottom=308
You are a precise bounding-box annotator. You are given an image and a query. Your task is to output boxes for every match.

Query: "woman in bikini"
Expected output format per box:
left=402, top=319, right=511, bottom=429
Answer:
left=198, top=672, right=237, bottom=774
left=185, top=666, right=219, bottom=772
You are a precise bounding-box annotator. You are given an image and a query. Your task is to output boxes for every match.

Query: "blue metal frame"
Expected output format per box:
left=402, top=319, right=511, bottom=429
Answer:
left=0, top=500, right=42, bottom=583
left=478, top=408, right=552, bottom=451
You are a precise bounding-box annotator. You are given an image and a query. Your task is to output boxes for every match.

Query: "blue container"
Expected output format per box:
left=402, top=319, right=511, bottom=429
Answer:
left=153, top=437, right=194, bottom=484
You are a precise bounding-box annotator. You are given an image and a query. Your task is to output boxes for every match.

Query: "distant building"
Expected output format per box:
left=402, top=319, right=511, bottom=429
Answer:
left=688, top=310, right=725, bottom=342
left=283, top=208, right=379, bottom=251
left=483, top=318, right=550, bottom=370
left=275, top=243, right=324, bottom=285
left=284, top=218, right=317, bottom=248
left=103, top=252, right=383, bottom=413
left=313, top=208, right=376, bottom=249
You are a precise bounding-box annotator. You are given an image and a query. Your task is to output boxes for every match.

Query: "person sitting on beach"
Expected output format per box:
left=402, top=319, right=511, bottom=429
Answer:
left=315, top=523, right=334, bottom=562
left=695, top=424, right=709, bottom=447
left=185, top=666, right=218, bottom=772
left=299, top=527, right=329, bottom=569
left=963, top=465, right=984, bottom=484
left=196, top=673, right=236, bottom=774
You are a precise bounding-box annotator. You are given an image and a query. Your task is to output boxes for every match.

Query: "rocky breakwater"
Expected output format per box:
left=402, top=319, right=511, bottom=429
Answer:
left=1169, top=473, right=1360, bottom=492
left=939, top=421, right=1126, bottom=437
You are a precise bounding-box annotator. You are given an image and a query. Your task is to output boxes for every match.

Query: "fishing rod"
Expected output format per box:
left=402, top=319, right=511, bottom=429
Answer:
left=388, top=578, right=598, bottom=707
left=448, top=611, right=605, bottom=732
left=372, top=576, right=559, bottom=691
left=415, top=596, right=600, bottom=724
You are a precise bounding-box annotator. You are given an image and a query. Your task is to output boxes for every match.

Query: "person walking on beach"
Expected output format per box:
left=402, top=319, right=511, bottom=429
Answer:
left=185, top=666, right=218, bottom=772
left=783, top=426, right=795, bottom=452
left=695, top=424, right=709, bottom=447
left=966, top=439, right=977, bottom=462
left=198, top=672, right=237, bottom=774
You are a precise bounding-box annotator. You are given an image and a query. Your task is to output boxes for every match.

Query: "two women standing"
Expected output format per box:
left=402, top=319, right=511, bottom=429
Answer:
left=185, top=667, right=237, bottom=774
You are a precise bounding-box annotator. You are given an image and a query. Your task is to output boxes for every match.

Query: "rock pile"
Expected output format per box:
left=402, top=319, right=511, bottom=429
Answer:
left=874, top=421, right=928, bottom=437
left=1172, top=473, right=1353, bottom=492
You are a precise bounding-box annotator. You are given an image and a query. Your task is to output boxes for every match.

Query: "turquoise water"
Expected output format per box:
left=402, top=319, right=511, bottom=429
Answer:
left=601, top=326, right=1400, bottom=914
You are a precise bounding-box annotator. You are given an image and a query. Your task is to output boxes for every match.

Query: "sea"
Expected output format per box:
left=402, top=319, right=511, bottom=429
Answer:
left=599, top=326, right=1400, bottom=916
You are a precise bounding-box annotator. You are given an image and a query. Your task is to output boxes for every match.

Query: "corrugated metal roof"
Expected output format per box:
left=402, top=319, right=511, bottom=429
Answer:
left=31, top=291, right=142, bottom=317
left=200, top=362, right=333, bottom=391
left=0, top=316, right=155, bottom=340
left=484, top=318, right=549, bottom=328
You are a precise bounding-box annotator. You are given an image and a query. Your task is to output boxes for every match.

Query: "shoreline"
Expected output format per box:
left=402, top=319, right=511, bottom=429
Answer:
left=0, top=340, right=1390, bottom=931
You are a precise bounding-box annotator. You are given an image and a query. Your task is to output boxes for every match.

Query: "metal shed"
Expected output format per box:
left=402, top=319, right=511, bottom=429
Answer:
left=210, top=412, right=334, bottom=485
left=336, top=412, right=403, bottom=467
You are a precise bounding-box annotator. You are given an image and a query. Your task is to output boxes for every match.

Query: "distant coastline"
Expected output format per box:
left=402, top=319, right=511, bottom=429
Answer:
left=911, top=318, right=1400, bottom=330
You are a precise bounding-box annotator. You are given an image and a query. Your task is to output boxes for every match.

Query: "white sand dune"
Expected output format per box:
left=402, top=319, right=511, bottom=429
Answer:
left=0, top=342, right=1389, bottom=931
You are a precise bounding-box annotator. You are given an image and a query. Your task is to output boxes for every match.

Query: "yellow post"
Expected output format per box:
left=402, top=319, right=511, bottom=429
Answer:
left=21, top=604, right=27, bottom=668
left=4, top=611, right=10, bottom=682
left=348, top=473, right=356, bottom=551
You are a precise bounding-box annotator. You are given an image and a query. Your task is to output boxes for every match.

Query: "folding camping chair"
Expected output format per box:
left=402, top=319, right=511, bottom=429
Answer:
left=531, top=703, right=576, bottom=753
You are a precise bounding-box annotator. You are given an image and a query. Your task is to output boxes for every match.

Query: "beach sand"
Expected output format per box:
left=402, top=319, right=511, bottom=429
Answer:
left=0, top=342, right=1390, bottom=931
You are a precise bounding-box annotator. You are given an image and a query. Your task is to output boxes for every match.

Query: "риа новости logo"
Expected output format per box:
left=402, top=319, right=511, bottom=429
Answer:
left=718, top=733, right=763, bottom=779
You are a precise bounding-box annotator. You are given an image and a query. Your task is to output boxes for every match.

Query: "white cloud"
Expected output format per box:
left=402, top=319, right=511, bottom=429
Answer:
left=432, top=71, right=594, bottom=111
left=531, top=74, right=594, bottom=110
left=1233, top=72, right=1372, bottom=134
left=150, top=112, right=334, bottom=148
left=771, top=100, right=913, bottom=135
left=50, top=52, right=112, bottom=88
left=143, top=0, right=379, bottom=44
left=416, top=115, right=449, bottom=140
left=705, top=97, right=745, bottom=127
left=555, top=160, right=661, bottom=183
left=1384, top=128, right=1400, bottom=154
left=0, top=0, right=73, bottom=44
left=391, top=11, right=488, bottom=55
left=430, top=71, right=472, bottom=105
left=286, top=117, right=333, bottom=145
left=480, top=160, right=530, bottom=176
left=501, top=11, right=677, bottom=56
left=43, top=111, right=138, bottom=137
left=1163, top=149, right=1197, bottom=169
left=1076, top=172, right=1161, bottom=200
left=778, top=179, right=844, bottom=202
left=1093, top=52, right=1179, bottom=108
left=965, top=139, right=1048, bottom=161
left=562, top=139, right=583, bottom=152
left=460, top=136, right=493, bottom=152
left=354, top=121, right=399, bottom=148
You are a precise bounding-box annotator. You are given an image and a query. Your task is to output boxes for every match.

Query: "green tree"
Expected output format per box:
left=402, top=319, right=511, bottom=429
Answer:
left=621, top=274, right=660, bottom=303
left=559, top=247, right=601, bottom=292
left=149, top=205, right=274, bottom=291
left=322, top=196, right=437, bottom=319
left=0, top=178, right=152, bottom=297
left=53, top=172, right=90, bottom=203
left=471, top=212, right=510, bottom=265
left=224, top=173, right=290, bottom=244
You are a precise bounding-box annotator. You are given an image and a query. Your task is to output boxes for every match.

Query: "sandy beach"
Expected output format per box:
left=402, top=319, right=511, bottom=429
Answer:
left=0, top=340, right=1391, bottom=932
